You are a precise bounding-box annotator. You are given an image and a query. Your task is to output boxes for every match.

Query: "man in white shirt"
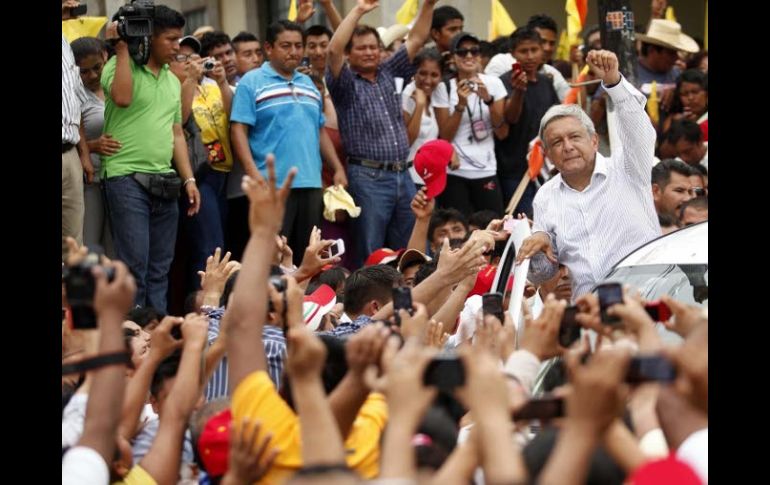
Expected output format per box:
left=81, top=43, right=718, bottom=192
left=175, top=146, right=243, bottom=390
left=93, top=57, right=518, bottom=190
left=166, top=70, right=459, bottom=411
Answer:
left=516, top=50, right=660, bottom=301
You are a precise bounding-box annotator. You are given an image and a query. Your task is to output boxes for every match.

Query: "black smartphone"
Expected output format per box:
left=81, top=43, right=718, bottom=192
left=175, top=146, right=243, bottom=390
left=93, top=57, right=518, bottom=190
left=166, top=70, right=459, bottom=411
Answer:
left=513, top=396, right=565, bottom=421
left=300, top=57, right=310, bottom=67
left=482, top=292, right=505, bottom=325
left=392, top=286, right=413, bottom=314
left=625, top=355, right=677, bottom=384
left=423, top=355, right=465, bottom=390
left=596, top=282, right=623, bottom=324
left=70, top=4, right=87, bottom=16
left=558, top=305, right=581, bottom=347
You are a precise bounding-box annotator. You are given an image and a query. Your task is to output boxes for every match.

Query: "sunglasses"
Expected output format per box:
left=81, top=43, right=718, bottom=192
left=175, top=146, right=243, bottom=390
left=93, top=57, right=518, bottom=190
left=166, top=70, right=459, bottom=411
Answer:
left=455, top=47, right=480, bottom=57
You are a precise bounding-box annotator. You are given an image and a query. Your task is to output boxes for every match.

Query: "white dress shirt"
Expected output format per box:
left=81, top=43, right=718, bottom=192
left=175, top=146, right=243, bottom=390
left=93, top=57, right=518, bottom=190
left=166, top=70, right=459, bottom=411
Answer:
left=531, top=76, right=660, bottom=300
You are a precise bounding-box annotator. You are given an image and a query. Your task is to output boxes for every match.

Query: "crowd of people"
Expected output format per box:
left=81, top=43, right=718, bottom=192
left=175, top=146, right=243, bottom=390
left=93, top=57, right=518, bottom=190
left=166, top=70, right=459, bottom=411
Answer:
left=62, top=0, right=708, bottom=483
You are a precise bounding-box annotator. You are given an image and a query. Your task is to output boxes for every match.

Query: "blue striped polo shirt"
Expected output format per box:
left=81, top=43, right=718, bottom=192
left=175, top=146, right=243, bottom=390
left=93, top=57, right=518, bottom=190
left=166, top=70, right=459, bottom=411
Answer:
left=231, top=62, right=325, bottom=188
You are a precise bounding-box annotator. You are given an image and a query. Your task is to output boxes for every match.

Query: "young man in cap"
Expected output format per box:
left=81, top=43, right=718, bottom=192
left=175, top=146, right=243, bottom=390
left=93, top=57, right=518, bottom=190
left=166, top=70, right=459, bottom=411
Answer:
left=496, top=26, right=560, bottom=216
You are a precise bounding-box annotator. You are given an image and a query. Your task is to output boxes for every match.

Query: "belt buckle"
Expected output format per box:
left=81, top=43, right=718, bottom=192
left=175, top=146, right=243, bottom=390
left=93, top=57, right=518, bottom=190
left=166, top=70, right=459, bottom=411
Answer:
left=392, top=161, right=403, bottom=172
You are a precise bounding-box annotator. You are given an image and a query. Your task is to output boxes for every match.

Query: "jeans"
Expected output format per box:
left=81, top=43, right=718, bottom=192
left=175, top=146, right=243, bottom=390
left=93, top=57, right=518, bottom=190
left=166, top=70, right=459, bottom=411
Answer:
left=105, top=175, right=179, bottom=312
left=182, top=166, right=228, bottom=292
left=347, top=163, right=416, bottom=267
left=499, top=177, right=537, bottom=218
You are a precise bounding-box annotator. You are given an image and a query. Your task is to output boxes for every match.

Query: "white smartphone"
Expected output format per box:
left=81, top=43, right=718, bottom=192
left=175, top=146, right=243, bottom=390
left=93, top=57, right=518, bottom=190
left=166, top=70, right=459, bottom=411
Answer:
left=326, top=239, right=345, bottom=258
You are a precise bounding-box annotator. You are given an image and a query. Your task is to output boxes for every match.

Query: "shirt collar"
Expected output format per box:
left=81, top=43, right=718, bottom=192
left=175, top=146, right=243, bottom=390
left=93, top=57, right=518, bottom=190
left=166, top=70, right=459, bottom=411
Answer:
left=558, top=152, right=608, bottom=191
left=262, top=61, right=299, bottom=82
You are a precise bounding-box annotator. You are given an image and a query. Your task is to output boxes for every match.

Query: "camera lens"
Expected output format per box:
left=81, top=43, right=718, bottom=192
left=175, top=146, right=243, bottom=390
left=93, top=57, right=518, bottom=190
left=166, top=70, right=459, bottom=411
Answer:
left=204, top=60, right=215, bottom=71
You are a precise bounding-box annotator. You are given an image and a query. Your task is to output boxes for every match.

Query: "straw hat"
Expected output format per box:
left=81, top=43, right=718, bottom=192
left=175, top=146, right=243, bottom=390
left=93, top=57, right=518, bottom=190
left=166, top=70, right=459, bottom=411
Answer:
left=637, top=19, right=698, bottom=53
left=378, top=24, right=410, bottom=48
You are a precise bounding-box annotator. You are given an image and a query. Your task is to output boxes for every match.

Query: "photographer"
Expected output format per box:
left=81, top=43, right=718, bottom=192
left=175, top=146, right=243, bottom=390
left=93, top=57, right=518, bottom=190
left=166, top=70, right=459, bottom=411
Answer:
left=434, top=32, right=508, bottom=216
left=101, top=4, right=201, bottom=312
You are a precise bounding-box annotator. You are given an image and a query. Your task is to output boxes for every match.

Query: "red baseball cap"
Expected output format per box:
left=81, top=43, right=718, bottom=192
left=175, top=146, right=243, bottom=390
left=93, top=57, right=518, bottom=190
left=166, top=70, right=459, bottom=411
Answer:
left=197, top=408, right=232, bottom=478
left=414, top=139, right=454, bottom=198
left=365, top=248, right=404, bottom=267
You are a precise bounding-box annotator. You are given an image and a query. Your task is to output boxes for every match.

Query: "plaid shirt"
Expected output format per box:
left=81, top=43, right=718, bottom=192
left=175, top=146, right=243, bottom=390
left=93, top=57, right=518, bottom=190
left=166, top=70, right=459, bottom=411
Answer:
left=319, top=314, right=373, bottom=339
left=203, top=307, right=287, bottom=400
left=326, top=46, right=417, bottom=162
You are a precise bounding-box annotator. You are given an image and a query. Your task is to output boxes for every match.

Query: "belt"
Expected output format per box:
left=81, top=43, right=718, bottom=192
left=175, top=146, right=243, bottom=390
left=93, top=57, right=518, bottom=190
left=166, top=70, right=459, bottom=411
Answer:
left=62, top=142, right=75, bottom=153
left=348, top=158, right=412, bottom=172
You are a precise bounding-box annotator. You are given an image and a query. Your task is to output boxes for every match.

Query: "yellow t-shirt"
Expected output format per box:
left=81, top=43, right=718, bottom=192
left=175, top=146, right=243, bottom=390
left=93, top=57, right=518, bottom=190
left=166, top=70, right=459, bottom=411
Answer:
left=192, top=83, right=233, bottom=172
left=112, top=465, right=156, bottom=485
left=232, top=371, right=387, bottom=484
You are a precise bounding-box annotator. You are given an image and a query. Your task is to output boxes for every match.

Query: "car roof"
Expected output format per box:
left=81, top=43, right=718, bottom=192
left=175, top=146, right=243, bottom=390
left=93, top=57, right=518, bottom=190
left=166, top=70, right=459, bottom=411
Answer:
left=614, top=221, right=708, bottom=268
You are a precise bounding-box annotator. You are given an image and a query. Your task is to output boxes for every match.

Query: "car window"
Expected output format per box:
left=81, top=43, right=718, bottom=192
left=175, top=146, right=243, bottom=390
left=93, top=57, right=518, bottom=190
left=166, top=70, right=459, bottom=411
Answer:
left=604, top=263, right=708, bottom=307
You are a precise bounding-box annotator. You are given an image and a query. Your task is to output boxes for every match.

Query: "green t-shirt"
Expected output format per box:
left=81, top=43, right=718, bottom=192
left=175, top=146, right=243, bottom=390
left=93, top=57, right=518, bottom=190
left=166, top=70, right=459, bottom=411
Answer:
left=101, top=57, right=182, bottom=177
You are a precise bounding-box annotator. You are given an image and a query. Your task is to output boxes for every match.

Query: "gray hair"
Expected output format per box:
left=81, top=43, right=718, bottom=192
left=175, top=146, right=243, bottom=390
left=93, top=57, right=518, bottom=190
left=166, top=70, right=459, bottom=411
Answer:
left=539, top=104, right=596, bottom=149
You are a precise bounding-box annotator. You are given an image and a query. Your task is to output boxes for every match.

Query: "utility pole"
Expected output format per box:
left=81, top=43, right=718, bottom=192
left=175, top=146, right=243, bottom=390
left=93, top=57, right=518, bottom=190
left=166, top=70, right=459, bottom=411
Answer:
left=598, top=0, right=637, bottom=86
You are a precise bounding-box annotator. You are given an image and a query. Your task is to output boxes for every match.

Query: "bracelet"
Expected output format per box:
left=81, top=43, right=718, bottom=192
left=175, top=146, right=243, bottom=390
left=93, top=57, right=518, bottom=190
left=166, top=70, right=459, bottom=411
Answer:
left=183, top=177, right=196, bottom=186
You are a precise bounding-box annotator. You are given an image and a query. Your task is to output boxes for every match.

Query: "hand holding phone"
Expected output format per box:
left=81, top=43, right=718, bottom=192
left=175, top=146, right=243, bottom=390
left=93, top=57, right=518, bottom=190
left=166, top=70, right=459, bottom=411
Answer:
left=559, top=305, right=582, bottom=347
left=423, top=354, right=465, bottom=390
left=482, top=292, right=505, bottom=325
left=625, top=355, right=677, bottom=384
left=596, top=282, right=623, bottom=324
left=325, top=239, right=345, bottom=259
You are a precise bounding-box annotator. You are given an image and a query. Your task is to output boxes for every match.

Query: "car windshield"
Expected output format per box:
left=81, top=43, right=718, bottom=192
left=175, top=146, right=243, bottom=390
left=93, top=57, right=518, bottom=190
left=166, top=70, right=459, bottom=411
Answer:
left=604, top=263, right=708, bottom=307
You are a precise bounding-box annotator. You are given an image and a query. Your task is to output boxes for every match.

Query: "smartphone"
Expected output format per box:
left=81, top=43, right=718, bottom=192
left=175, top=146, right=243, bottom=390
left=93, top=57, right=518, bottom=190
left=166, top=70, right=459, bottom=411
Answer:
left=511, top=63, right=523, bottom=76
left=70, top=4, right=87, bottom=16
left=644, top=300, right=672, bottom=322
left=423, top=354, right=465, bottom=390
left=625, top=355, right=677, bottom=384
left=325, top=239, right=345, bottom=259
left=482, top=292, right=505, bottom=325
left=559, top=305, right=581, bottom=348
left=596, top=282, right=623, bottom=324
left=392, top=286, right=413, bottom=316
left=513, top=396, right=565, bottom=422
left=300, top=57, right=310, bottom=68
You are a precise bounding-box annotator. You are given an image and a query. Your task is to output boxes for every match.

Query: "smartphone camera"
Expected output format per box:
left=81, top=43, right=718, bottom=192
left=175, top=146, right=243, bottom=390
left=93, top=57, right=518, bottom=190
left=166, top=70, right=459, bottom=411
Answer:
left=625, top=355, right=677, bottom=384
left=423, top=354, right=465, bottom=390
left=482, top=292, right=505, bottom=325
left=644, top=300, right=672, bottom=322
left=596, top=282, right=623, bottom=324
left=300, top=57, right=310, bottom=68
left=559, top=305, right=581, bottom=347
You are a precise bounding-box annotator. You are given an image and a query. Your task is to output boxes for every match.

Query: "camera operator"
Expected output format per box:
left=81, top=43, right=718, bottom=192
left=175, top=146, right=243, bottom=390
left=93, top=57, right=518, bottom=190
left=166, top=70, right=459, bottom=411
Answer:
left=101, top=3, right=201, bottom=312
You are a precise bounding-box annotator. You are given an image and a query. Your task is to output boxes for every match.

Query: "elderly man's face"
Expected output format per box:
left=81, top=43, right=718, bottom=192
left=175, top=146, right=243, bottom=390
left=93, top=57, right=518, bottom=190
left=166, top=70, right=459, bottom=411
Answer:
left=544, top=117, right=599, bottom=179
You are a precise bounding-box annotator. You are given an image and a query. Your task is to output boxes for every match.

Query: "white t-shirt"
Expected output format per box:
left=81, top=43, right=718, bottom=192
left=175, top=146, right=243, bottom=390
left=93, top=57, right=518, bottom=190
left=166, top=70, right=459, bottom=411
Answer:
left=62, top=446, right=109, bottom=485
left=62, top=393, right=88, bottom=449
left=402, top=81, right=440, bottom=184
left=433, top=74, right=507, bottom=180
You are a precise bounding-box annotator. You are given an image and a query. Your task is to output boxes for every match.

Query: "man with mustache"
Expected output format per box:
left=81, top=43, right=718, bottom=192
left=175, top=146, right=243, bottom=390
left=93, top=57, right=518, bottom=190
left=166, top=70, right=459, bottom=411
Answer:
left=230, top=20, right=346, bottom=263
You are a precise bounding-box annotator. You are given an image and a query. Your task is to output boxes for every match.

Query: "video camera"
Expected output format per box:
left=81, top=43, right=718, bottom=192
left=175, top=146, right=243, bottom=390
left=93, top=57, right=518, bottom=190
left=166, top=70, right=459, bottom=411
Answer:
left=113, top=0, right=155, bottom=65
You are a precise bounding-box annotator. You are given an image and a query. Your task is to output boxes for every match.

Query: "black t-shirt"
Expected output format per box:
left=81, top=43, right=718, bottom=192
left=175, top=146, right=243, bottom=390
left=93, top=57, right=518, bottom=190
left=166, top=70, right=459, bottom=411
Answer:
left=495, top=71, right=559, bottom=180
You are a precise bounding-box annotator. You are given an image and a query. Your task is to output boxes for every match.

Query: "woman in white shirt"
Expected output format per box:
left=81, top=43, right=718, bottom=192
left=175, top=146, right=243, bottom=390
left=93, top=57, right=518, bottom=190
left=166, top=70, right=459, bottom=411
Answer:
left=402, top=48, right=447, bottom=188
left=434, top=32, right=509, bottom=216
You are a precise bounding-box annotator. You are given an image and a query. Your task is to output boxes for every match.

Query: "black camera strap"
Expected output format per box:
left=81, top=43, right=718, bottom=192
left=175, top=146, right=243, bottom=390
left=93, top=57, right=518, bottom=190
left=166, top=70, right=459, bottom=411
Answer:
left=62, top=351, right=132, bottom=375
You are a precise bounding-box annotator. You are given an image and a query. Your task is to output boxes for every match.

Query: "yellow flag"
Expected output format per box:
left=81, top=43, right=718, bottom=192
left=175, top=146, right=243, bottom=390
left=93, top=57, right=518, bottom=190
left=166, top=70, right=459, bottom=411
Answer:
left=288, top=0, right=297, bottom=21
left=647, top=81, right=660, bottom=126
left=489, top=0, right=516, bottom=41
left=396, top=0, right=420, bottom=26
left=556, top=30, right=571, bottom=61
left=665, top=6, right=677, bottom=22
left=62, top=17, right=108, bottom=43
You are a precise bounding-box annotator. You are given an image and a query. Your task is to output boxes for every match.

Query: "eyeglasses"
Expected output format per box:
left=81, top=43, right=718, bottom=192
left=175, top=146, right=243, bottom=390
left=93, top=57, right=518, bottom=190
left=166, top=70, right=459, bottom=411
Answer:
left=173, top=54, right=199, bottom=62
left=455, top=47, right=480, bottom=57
